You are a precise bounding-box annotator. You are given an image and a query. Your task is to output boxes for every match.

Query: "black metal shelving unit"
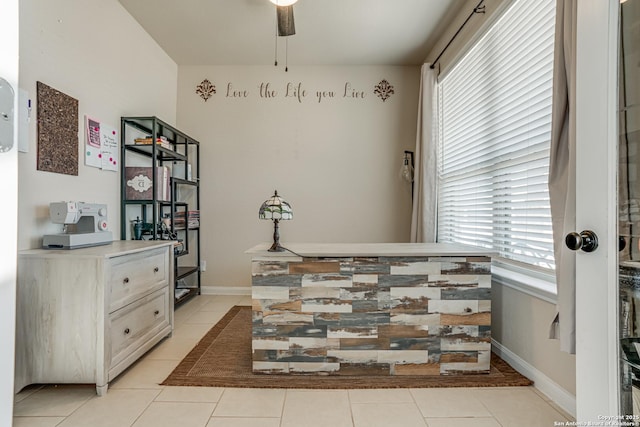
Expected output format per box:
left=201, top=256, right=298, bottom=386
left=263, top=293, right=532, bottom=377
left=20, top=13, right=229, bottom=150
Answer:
left=120, top=116, right=201, bottom=307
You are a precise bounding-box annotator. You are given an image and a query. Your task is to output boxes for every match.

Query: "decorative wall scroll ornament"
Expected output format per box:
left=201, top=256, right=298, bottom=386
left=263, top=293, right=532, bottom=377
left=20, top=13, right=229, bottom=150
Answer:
left=196, top=79, right=216, bottom=101
left=374, top=79, right=395, bottom=102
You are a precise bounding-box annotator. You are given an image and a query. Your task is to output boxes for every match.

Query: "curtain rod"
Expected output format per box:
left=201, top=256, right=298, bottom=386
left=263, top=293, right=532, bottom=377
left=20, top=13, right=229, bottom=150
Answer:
left=429, top=0, right=486, bottom=70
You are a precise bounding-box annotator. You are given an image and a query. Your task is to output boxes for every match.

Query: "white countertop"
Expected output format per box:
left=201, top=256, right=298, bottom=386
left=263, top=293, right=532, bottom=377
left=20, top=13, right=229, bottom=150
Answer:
left=245, top=242, right=495, bottom=257
left=19, top=240, right=175, bottom=259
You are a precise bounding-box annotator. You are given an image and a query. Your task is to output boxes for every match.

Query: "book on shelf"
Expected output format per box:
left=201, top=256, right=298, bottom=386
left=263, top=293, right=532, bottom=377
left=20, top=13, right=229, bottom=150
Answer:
left=132, top=136, right=173, bottom=150
left=124, top=166, right=171, bottom=201
left=188, top=210, right=200, bottom=228
left=175, top=288, right=190, bottom=300
left=173, top=210, right=199, bottom=229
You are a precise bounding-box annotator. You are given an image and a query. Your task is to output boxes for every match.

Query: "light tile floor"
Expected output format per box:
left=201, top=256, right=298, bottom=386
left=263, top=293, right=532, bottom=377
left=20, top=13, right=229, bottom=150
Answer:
left=13, top=295, right=575, bottom=427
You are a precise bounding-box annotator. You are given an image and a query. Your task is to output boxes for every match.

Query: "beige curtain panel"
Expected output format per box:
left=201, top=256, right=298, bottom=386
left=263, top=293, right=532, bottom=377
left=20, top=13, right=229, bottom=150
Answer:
left=548, top=0, right=578, bottom=355
left=410, top=64, right=438, bottom=243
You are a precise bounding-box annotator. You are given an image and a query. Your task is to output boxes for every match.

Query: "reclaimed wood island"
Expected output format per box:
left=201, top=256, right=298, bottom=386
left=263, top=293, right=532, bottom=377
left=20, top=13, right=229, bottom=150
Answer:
left=246, top=243, right=493, bottom=376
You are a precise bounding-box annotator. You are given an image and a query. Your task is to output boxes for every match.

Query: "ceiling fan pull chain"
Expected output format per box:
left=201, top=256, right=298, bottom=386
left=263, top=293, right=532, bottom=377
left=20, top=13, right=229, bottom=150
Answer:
left=274, top=19, right=278, bottom=67
left=285, top=38, right=289, bottom=72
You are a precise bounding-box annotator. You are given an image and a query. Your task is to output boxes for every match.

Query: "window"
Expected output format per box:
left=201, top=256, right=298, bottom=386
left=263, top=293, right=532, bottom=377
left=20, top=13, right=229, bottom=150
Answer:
left=437, top=0, right=556, bottom=271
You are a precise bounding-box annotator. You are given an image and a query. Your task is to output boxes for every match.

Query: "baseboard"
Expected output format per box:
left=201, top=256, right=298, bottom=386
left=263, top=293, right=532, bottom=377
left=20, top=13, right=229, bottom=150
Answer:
left=201, top=286, right=251, bottom=296
left=492, top=339, right=576, bottom=418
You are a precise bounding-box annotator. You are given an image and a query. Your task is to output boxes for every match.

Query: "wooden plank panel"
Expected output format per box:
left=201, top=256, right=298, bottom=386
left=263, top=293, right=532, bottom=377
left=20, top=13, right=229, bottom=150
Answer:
left=336, top=363, right=391, bottom=376
left=289, top=261, right=341, bottom=274
left=378, top=275, right=431, bottom=287
left=440, top=312, right=491, bottom=326
left=440, top=352, right=479, bottom=363
left=253, top=274, right=302, bottom=287
left=252, top=261, right=289, bottom=275
left=395, top=363, right=441, bottom=376
left=378, top=324, right=430, bottom=339
left=390, top=337, right=439, bottom=351
left=339, top=338, right=390, bottom=350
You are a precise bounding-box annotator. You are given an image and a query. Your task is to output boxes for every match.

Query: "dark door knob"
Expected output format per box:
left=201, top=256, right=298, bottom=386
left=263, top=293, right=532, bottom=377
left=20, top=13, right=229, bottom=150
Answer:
left=565, top=230, right=599, bottom=252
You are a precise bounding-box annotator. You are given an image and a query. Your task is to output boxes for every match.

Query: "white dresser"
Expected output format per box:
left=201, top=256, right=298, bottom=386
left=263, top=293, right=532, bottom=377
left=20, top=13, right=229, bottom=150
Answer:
left=15, top=241, right=174, bottom=396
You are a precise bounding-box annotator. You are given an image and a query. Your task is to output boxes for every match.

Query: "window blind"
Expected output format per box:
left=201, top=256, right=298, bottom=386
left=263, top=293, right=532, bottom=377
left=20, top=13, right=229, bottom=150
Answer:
left=437, top=0, right=556, bottom=270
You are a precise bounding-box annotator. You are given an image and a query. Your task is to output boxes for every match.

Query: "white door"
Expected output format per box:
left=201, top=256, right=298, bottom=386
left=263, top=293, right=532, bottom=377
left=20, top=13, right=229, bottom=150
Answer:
left=0, top=0, right=19, bottom=424
left=574, top=0, right=620, bottom=421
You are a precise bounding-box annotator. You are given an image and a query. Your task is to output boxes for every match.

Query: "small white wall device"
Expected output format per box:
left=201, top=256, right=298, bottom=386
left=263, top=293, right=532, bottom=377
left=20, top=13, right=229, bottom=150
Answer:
left=0, top=77, right=15, bottom=153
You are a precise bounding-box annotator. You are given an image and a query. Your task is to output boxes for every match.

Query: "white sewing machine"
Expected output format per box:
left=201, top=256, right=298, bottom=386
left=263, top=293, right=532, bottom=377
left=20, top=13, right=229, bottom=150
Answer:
left=42, top=202, right=113, bottom=249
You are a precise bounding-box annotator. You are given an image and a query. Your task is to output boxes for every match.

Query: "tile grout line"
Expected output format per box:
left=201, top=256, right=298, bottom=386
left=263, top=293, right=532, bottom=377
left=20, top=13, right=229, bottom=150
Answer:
left=470, top=388, right=505, bottom=427
left=280, top=389, right=287, bottom=427
left=347, top=387, right=355, bottom=427
left=408, top=389, right=431, bottom=426
left=25, top=386, right=95, bottom=421
left=124, top=298, right=215, bottom=427
left=127, top=388, right=163, bottom=427
left=212, top=388, right=229, bottom=418
left=408, top=388, right=425, bottom=419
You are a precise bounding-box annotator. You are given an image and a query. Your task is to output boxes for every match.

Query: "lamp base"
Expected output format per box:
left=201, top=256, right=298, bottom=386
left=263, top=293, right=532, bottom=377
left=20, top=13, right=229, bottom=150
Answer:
left=268, top=219, right=285, bottom=252
left=268, top=242, right=285, bottom=252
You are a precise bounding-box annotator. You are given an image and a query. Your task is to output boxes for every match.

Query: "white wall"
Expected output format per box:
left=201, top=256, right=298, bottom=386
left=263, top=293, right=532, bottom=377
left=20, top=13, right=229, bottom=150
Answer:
left=177, top=66, right=420, bottom=289
left=0, top=0, right=19, bottom=423
left=492, top=283, right=576, bottom=395
left=18, top=0, right=179, bottom=250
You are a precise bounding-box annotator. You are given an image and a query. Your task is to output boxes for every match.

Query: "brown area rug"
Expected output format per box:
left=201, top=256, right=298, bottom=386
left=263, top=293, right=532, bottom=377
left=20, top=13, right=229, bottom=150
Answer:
left=162, top=305, right=533, bottom=389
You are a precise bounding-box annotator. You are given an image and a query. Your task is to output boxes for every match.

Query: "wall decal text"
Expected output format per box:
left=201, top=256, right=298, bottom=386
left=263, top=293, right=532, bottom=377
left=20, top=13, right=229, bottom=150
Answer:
left=200, top=80, right=393, bottom=104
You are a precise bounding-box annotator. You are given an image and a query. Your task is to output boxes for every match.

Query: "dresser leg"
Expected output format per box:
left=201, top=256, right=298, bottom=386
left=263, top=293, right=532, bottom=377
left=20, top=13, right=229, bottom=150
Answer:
left=96, top=383, right=108, bottom=396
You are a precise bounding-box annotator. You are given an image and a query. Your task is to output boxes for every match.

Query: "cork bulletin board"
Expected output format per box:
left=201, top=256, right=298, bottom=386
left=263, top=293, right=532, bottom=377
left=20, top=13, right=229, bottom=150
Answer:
left=36, top=81, right=79, bottom=175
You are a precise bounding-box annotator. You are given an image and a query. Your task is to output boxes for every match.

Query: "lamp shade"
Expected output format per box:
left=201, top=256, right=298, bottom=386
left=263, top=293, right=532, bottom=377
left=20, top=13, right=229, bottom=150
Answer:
left=259, top=190, right=293, bottom=220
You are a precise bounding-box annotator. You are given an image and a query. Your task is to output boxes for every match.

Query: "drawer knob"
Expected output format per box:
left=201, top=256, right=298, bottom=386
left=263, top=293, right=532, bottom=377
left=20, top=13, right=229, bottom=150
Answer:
left=123, top=277, right=129, bottom=285
left=124, top=328, right=130, bottom=335
left=153, top=267, right=159, bottom=273
left=154, top=310, right=160, bottom=316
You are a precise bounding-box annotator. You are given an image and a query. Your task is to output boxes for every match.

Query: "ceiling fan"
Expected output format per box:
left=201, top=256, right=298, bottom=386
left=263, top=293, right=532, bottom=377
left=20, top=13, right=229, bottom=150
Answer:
left=269, top=0, right=298, bottom=70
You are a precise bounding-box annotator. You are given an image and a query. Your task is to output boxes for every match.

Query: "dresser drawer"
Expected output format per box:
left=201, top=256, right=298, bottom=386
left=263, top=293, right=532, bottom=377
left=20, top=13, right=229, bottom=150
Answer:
left=108, top=247, right=169, bottom=312
left=109, top=287, right=170, bottom=369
